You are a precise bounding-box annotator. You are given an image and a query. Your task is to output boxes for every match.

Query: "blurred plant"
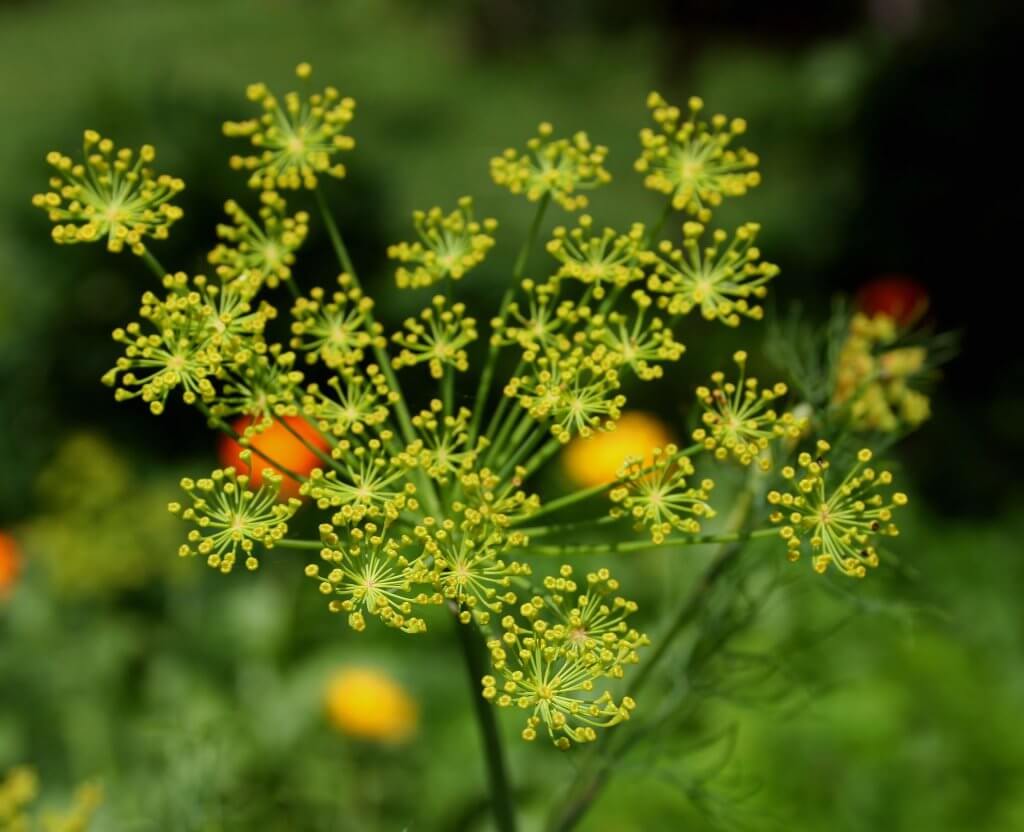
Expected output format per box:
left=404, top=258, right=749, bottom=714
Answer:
left=0, top=766, right=101, bottom=832
left=20, top=434, right=185, bottom=598
left=34, top=63, right=941, bottom=832
left=324, top=667, right=418, bottom=743
left=0, top=534, right=20, bottom=600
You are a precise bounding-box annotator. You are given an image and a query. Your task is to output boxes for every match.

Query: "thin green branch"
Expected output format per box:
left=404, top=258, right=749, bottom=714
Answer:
left=313, top=184, right=442, bottom=517
left=467, top=194, right=550, bottom=448
left=525, top=526, right=775, bottom=556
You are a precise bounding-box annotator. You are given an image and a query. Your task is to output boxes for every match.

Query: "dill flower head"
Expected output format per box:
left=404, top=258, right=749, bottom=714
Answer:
left=693, top=351, right=804, bottom=469
left=592, top=289, right=686, bottom=381
left=482, top=565, right=645, bottom=749
left=636, top=93, right=759, bottom=220
left=32, top=130, right=184, bottom=255
left=208, top=191, right=309, bottom=289
left=491, top=122, right=611, bottom=211
left=392, top=295, right=478, bottom=379
left=420, top=518, right=530, bottom=625
left=211, top=346, right=304, bottom=426
left=324, top=667, right=419, bottom=743
left=564, top=410, right=674, bottom=487
left=508, top=346, right=626, bottom=443
left=169, top=459, right=301, bottom=573
left=409, top=401, right=483, bottom=484
left=102, top=273, right=275, bottom=415
left=302, top=364, right=395, bottom=439
left=546, top=215, right=646, bottom=299
left=0, top=532, right=21, bottom=599
left=289, top=274, right=384, bottom=368
left=767, top=442, right=908, bottom=577
left=610, top=445, right=715, bottom=543
left=224, top=63, right=356, bottom=190
left=832, top=313, right=931, bottom=432
left=388, top=197, right=498, bottom=288
left=304, top=518, right=442, bottom=633
left=643, top=221, right=779, bottom=326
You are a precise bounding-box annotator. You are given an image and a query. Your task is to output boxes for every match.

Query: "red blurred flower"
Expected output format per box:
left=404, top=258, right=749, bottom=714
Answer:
left=218, top=416, right=328, bottom=498
left=856, top=274, right=929, bottom=328
left=0, top=532, right=21, bottom=598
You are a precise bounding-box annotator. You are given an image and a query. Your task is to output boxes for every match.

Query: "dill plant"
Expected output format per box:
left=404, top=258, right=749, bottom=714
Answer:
left=32, top=65, right=940, bottom=830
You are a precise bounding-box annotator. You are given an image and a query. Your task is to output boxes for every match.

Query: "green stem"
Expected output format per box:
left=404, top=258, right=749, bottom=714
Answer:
left=522, top=436, right=562, bottom=478
left=275, top=539, right=323, bottom=551
left=449, top=604, right=517, bottom=832
left=525, top=526, right=775, bottom=556
left=140, top=249, right=166, bottom=281
left=517, top=515, right=621, bottom=538
left=467, top=194, right=550, bottom=447
left=644, top=195, right=676, bottom=247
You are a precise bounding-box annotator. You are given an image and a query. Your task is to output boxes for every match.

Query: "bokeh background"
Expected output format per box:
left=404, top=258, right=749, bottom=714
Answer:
left=1, top=0, right=1020, bottom=829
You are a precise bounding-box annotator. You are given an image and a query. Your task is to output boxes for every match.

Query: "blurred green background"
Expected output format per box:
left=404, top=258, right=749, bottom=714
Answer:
left=1, top=0, right=1020, bottom=829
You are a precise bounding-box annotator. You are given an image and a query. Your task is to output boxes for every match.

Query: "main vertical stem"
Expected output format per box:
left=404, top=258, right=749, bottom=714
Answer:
left=450, top=605, right=517, bottom=832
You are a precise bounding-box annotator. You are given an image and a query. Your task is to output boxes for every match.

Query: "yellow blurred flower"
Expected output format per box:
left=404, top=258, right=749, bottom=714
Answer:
left=563, top=411, right=674, bottom=487
left=324, top=667, right=418, bottom=743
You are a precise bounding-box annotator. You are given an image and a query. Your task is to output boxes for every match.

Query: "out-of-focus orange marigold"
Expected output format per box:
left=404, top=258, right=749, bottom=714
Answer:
left=0, top=532, right=21, bottom=597
left=218, top=415, right=327, bottom=497
left=324, top=667, right=418, bottom=743
left=563, top=411, right=674, bottom=487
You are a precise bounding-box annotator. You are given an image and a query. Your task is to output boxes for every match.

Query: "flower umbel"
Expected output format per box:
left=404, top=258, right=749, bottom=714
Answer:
left=33, top=130, right=184, bottom=255
left=169, top=459, right=301, bottom=573
left=768, top=442, right=908, bottom=577
left=546, top=215, right=646, bottom=299
left=392, top=295, right=478, bottom=379
left=224, top=63, right=356, bottom=190
left=610, top=445, right=715, bottom=543
left=693, top=351, right=803, bottom=469
left=389, top=197, right=498, bottom=288
left=482, top=566, right=643, bottom=749
left=636, top=93, right=759, bottom=220
left=491, top=122, right=611, bottom=211
left=208, top=191, right=310, bottom=289
left=644, top=221, right=779, bottom=326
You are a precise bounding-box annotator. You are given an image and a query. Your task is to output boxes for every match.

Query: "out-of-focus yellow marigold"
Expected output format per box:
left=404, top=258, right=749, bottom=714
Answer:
left=563, top=411, right=674, bottom=487
left=324, top=667, right=418, bottom=743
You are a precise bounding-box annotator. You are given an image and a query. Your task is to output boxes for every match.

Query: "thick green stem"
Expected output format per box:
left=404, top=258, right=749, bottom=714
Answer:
left=450, top=604, right=517, bottom=832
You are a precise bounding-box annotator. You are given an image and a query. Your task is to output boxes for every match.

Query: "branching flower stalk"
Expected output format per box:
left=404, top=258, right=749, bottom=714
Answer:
left=34, top=64, right=924, bottom=831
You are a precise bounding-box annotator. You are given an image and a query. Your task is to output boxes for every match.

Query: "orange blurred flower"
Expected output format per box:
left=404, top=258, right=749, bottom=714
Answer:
left=217, top=416, right=328, bottom=497
left=324, top=667, right=418, bottom=743
left=0, top=532, right=21, bottom=598
left=563, top=411, right=675, bottom=487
